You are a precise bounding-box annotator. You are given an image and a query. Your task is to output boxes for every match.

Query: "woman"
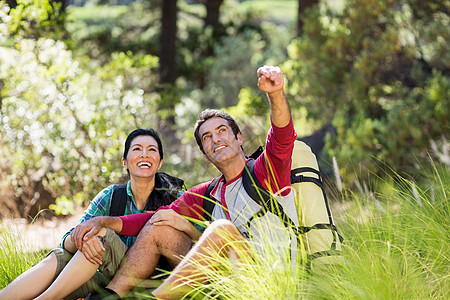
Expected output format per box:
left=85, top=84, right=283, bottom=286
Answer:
left=0, top=128, right=201, bottom=300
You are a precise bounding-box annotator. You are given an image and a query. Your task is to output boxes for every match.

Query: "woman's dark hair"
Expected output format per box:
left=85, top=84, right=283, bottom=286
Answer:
left=123, top=128, right=164, bottom=160
left=194, top=109, right=242, bottom=153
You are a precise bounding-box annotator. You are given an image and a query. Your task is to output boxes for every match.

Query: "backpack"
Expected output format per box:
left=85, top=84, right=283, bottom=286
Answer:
left=110, top=183, right=128, bottom=217
left=203, top=139, right=343, bottom=271
left=109, top=172, right=185, bottom=217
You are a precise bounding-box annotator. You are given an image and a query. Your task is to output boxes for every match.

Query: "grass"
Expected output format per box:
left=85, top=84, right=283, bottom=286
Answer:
left=1, top=162, right=448, bottom=299
left=67, top=1, right=298, bottom=26
left=238, top=0, right=297, bottom=25
left=0, top=224, right=46, bottom=289
left=66, top=5, right=128, bottom=22
left=182, top=161, right=450, bottom=299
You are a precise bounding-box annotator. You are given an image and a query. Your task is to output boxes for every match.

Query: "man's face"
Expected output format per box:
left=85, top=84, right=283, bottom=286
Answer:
left=199, top=117, right=243, bottom=166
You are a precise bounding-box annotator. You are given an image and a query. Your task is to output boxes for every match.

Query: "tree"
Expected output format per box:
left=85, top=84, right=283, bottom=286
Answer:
left=6, top=0, right=17, bottom=9
left=157, top=0, right=179, bottom=145
left=51, top=0, right=67, bottom=14
left=159, top=0, right=178, bottom=86
left=0, top=1, right=166, bottom=218
left=7, top=0, right=66, bottom=40
left=198, top=0, right=224, bottom=88
left=284, top=0, right=449, bottom=183
left=297, top=0, right=318, bottom=36
left=205, top=0, right=224, bottom=36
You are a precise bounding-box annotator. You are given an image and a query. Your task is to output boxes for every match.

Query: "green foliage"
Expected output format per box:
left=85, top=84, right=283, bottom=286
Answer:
left=49, top=193, right=84, bottom=216
left=225, top=87, right=270, bottom=151
left=200, top=2, right=293, bottom=108
left=239, top=0, right=297, bottom=25
left=8, top=0, right=66, bottom=40
left=65, top=2, right=160, bottom=62
left=0, top=0, right=448, bottom=220
left=283, top=0, right=450, bottom=183
left=0, top=1, right=166, bottom=216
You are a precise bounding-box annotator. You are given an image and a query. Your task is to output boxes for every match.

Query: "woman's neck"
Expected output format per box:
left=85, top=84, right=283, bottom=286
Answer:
left=130, top=175, right=156, bottom=210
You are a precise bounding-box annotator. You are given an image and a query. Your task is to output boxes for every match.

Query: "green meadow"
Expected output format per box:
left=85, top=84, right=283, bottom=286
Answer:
left=2, top=161, right=448, bottom=299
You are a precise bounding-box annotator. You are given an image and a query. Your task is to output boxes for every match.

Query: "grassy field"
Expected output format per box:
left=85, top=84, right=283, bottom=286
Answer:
left=67, top=1, right=298, bottom=25
left=238, top=0, right=297, bottom=25
left=184, top=163, right=449, bottom=299
left=1, top=162, right=448, bottom=299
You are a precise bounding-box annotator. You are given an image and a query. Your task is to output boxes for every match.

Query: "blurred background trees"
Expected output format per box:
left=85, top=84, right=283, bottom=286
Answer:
left=0, top=0, right=448, bottom=220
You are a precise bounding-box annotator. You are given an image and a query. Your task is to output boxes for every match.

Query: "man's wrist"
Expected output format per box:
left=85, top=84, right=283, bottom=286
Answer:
left=267, top=89, right=284, bottom=100
left=102, top=216, right=123, bottom=233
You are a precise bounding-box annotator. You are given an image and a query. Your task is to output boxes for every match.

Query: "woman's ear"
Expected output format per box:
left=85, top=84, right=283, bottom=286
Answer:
left=157, top=159, right=163, bottom=170
left=121, top=158, right=127, bottom=170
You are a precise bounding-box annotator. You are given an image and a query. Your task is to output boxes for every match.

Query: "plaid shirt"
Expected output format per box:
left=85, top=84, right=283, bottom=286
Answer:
left=61, top=181, right=144, bottom=249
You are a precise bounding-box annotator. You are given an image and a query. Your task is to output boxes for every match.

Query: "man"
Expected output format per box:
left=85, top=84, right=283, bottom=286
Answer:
left=74, top=65, right=298, bottom=299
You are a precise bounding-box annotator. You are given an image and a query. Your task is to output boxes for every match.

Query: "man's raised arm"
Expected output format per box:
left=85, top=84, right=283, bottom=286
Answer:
left=256, top=65, right=291, bottom=127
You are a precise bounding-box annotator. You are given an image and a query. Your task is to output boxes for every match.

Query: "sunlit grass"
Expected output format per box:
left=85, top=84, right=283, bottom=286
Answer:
left=1, top=163, right=448, bottom=299
left=0, top=224, right=45, bottom=289
left=67, top=5, right=128, bottom=22
left=239, top=0, right=297, bottom=25
left=181, top=162, right=449, bottom=299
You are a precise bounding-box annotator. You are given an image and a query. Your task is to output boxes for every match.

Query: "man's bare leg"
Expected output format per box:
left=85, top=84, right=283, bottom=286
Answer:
left=0, top=252, right=57, bottom=300
left=106, top=223, right=193, bottom=297
left=153, top=219, right=251, bottom=300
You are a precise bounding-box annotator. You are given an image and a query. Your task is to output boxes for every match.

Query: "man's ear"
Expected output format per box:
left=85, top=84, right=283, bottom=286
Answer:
left=237, top=132, right=244, bottom=146
left=121, top=158, right=127, bottom=170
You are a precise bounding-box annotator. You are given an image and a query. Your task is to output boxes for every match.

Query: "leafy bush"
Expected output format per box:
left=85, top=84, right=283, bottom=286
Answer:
left=0, top=1, right=165, bottom=217
left=283, top=0, right=449, bottom=184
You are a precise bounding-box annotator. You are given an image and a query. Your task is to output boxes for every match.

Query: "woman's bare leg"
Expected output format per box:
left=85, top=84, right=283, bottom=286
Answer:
left=0, top=252, right=58, bottom=300
left=34, top=251, right=99, bottom=300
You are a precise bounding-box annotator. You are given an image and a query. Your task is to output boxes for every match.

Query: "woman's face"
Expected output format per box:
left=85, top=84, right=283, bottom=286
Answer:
left=122, top=135, right=163, bottom=180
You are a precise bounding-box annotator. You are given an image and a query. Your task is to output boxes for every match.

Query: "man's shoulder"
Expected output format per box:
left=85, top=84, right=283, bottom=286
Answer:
left=185, top=180, right=215, bottom=196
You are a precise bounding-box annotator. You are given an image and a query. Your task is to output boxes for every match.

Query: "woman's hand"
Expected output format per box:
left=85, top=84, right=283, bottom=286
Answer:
left=81, top=235, right=106, bottom=265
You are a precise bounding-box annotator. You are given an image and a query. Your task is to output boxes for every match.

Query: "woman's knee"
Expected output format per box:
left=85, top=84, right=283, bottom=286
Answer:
left=45, top=251, right=58, bottom=263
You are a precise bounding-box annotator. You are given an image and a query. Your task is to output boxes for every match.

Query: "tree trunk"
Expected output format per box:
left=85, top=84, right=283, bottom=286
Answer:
left=6, top=0, right=17, bottom=9
left=205, top=0, right=223, bottom=29
left=51, top=0, right=67, bottom=13
left=160, top=0, right=177, bottom=85
left=297, top=0, right=319, bottom=36
left=198, top=0, right=224, bottom=89
left=158, top=0, right=178, bottom=144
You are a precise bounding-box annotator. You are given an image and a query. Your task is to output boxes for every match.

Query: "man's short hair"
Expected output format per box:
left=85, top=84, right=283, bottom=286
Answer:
left=194, top=109, right=242, bottom=153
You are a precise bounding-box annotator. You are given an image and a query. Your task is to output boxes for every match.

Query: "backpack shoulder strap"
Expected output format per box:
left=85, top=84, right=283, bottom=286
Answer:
left=243, top=158, right=297, bottom=230
left=241, top=159, right=271, bottom=206
left=203, top=178, right=220, bottom=221
left=110, top=183, right=128, bottom=217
